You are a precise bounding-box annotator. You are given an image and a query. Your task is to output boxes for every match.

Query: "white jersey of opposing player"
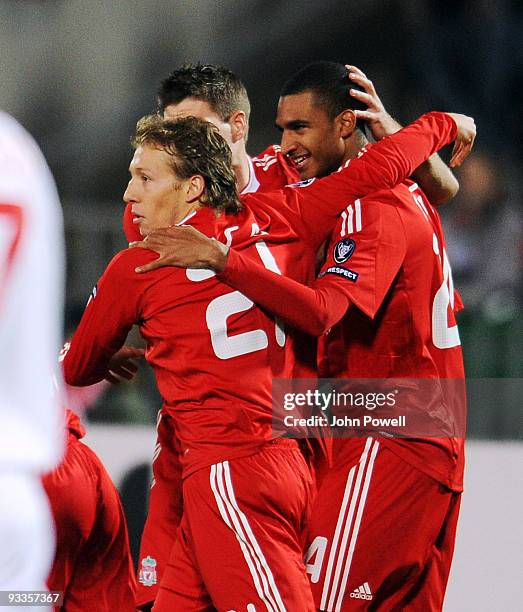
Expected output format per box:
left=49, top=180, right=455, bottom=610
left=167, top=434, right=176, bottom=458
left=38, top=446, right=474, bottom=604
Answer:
left=0, top=112, right=64, bottom=473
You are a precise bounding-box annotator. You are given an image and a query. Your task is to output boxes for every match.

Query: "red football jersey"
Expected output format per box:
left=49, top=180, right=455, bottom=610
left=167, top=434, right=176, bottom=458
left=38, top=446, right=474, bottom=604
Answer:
left=64, top=112, right=458, bottom=478
left=317, top=181, right=465, bottom=490
left=122, top=145, right=298, bottom=243
left=65, top=208, right=293, bottom=477
left=248, top=144, right=299, bottom=192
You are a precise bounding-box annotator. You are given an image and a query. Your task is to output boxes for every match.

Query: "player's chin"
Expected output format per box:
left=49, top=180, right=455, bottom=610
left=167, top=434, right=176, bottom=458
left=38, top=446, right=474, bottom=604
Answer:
left=297, top=165, right=315, bottom=181
left=298, top=159, right=321, bottom=181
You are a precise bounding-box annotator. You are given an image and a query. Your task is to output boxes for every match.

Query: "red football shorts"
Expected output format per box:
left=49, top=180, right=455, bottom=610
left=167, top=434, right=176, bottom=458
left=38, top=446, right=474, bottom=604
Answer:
left=137, top=410, right=184, bottom=610
left=153, top=440, right=316, bottom=611
left=43, top=432, right=136, bottom=611
left=305, top=438, right=461, bottom=611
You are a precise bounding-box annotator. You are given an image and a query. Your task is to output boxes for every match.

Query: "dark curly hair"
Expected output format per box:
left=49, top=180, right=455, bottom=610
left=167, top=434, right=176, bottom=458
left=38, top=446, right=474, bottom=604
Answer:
left=132, top=114, right=241, bottom=214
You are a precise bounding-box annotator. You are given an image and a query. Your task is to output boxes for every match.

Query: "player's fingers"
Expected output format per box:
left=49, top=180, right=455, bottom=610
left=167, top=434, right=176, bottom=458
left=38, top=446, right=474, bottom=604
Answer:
left=449, top=142, right=466, bottom=167
left=105, top=371, right=122, bottom=385
left=449, top=142, right=460, bottom=167
left=121, top=362, right=139, bottom=374
left=349, top=88, right=373, bottom=102
left=450, top=126, right=476, bottom=166
left=113, top=367, right=135, bottom=380
left=345, top=64, right=367, bottom=79
left=135, top=257, right=164, bottom=273
left=129, top=240, right=147, bottom=249
left=348, top=71, right=377, bottom=96
left=350, top=89, right=378, bottom=110
left=353, top=109, right=376, bottom=121
left=136, top=237, right=164, bottom=249
left=451, top=142, right=473, bottom=167
left=113, top=361, right=138, bottom=375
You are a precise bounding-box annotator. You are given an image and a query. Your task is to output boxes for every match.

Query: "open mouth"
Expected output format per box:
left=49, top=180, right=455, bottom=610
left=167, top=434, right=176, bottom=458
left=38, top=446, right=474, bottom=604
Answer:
left=290, top=153, right=310, bottom=170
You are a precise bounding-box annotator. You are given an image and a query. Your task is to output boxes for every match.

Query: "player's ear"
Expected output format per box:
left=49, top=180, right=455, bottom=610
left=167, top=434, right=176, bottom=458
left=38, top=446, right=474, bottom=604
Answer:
left=337, top=109, right=357, bottom=139
left=229, top=110, right=247, bottom=143
left=185, top=175, right=205, bottom=202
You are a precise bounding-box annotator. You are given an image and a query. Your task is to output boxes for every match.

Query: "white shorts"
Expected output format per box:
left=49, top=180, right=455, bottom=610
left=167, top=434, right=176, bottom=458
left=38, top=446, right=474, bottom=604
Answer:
left=0, top=472, right=55, bottom=611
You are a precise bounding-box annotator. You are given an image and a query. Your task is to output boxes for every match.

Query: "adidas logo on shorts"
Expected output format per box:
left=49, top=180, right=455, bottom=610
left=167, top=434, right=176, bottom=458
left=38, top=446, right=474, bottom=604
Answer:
left=350, top=581, right=373, bottom=600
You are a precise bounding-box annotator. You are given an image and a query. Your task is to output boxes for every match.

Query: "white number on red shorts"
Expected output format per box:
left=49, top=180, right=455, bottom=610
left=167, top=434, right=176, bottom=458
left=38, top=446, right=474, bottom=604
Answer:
left=305, top=536, right=328, bottom=584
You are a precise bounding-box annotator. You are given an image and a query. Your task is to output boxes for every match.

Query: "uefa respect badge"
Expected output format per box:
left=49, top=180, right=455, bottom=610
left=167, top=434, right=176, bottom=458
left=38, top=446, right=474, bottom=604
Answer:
left=138, top=556, right=157, bottom=587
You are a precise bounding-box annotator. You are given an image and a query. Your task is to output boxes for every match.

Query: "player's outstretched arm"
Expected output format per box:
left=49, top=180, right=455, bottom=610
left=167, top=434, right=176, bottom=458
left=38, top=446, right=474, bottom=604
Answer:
left=347, top=64, right=459, bottom=206
left=220, top=248, right=351, bottom=335
left=131, top=224, right=350, bottom=335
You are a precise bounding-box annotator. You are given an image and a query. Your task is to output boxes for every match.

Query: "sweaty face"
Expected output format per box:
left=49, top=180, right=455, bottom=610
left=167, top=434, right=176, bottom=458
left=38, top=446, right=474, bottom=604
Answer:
left=123, top=145, right=188, bottom=237
left=164, top=98, right=234, bottom=149
left=276, top=91, right=346, bottom=180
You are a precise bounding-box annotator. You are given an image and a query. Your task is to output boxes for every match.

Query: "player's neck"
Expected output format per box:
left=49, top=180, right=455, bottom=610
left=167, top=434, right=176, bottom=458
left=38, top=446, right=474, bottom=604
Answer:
left=344, top=130, right=369, bottom=164
left=232, top=145, right=252, bottom=194
left=172, top=202, right=201, bottom=225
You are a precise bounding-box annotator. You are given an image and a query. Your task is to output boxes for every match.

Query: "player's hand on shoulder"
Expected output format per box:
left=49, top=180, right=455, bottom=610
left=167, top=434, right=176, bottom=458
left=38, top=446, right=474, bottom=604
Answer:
left=105, top=346, right=145, bottom=384
left=346, top=64, right=402, bottom=140
left=129, top=225, right=229, bottom=273
left=445, top=113, right=476, bottom=167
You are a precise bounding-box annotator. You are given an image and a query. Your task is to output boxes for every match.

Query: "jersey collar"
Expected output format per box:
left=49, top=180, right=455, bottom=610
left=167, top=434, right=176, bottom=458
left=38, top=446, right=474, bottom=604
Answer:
left=240, top=156, right=261, bottom=195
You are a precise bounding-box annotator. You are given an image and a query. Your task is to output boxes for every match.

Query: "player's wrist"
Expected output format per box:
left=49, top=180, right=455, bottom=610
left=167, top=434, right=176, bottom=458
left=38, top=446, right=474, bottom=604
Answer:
left=373, top=114, right=402, bottom=139
left=207, top=240, right=229, bottom=272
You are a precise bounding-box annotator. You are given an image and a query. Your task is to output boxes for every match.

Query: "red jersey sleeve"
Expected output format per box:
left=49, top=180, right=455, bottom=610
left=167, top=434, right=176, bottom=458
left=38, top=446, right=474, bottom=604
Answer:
left=219, top=248, right=351, bottom=336
left=62, top=248, right=155, bottom=386
left=318, top=193, right=407, bottom=319
left=219, top=191, right=407, bottom=333
left=251, top=144, right=300, bottom=188
left=269, top=112, right=457, bottom=251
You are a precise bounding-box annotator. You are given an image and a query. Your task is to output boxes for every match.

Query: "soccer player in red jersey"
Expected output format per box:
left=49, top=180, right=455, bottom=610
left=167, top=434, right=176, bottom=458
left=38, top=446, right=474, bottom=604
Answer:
left=43, top=409, right=136, bottom=611
left=127, top=63, right=299, bottom=610
left=62, top=110, right=467, bottom=610
left=143, top=63, right=475, bottom=611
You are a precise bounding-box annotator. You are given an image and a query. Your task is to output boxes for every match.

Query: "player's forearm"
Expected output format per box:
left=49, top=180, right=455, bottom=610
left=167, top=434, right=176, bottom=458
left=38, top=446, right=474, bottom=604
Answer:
left=347, top=112, right=458, bottom=192
left=219, top=249, right=350, bottom=336
left=61, top=341, right=112, bottom=387
left=60, top=297, right=132, bottom=386
left=62, top=252, right=142, bottom=386
left=411, top=154, right=459, bottom=206
left=373, top=116, right=460, bottom=206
